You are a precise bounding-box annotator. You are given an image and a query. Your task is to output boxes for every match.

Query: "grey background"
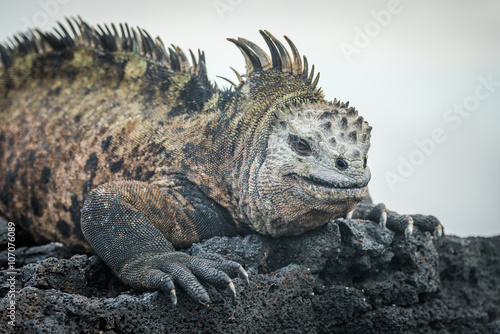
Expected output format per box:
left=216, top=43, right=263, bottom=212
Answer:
left=1, top=0, right=499, bottom=236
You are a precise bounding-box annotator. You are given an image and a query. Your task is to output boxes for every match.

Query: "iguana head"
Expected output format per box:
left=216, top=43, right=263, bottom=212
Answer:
left=225, top=31, right=372, bottom=237
left=251, top=100, right=371, bottom=236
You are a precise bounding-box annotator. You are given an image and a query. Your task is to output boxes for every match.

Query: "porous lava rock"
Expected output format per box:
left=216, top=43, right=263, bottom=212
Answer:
left=1, top=217, right=499, bottom=333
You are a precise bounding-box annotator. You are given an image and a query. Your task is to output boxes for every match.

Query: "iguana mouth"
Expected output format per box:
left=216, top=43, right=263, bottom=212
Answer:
left=288, top=173, right=367, bottom=196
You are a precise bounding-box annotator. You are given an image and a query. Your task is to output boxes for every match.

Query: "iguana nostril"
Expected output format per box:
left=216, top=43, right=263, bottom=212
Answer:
left=336, top=158, right=348, bottom=170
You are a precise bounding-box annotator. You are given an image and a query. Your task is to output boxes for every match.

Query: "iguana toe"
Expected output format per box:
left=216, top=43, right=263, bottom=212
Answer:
left=138, top=268, right=179, bottom=305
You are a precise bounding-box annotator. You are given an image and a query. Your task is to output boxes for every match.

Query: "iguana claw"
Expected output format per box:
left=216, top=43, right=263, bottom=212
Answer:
left=239, top=266, right=249, bottom=285
left=380, top=210, right=387, bottom=230
left=228, top=281, right=236, bottom=303
left=435, top=224, right=444, bottom=239
left=404, top=216, right=414, bottom=239
left=170, top=289, right=178, bottom=306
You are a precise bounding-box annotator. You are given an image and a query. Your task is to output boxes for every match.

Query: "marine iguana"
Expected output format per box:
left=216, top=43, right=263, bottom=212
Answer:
left=0, top=18, right=442, bottom=305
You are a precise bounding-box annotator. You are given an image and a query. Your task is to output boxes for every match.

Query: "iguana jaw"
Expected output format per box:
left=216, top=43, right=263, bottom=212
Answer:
left=240, top=157, right=370, bottom=237
left=287, top=173, right=368, bottom=201
left=288, top=172, right=368, bottom=189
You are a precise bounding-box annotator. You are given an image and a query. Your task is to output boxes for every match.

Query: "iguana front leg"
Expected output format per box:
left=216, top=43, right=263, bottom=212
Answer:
left=81, top=180, right=248, bottom=305
left=349, top=195, right=444, bottom=238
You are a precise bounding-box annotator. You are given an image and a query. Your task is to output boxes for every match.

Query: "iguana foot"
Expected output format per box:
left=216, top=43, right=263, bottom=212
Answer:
left=352, top=202, right=443, bottom=239
left=119, top=251, right=248, bottom=306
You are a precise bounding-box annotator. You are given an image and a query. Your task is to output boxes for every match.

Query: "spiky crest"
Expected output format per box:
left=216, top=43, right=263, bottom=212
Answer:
left=0, top=17, right=208, bottom=82
left=226, top=30, right=320, bottom=90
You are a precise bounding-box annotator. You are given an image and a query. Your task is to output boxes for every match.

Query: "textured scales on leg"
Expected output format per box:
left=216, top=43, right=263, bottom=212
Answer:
left=81, top=180, right=245, bottom=305
left=0, top=19, right=442, bottom=304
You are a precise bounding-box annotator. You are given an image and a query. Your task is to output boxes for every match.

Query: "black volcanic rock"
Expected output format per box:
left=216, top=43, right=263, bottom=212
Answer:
left=0, top=217, right=499, bottom=333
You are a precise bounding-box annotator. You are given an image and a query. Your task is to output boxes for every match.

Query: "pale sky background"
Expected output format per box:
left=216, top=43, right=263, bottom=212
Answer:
left=1, top=0, right=499, bottom=236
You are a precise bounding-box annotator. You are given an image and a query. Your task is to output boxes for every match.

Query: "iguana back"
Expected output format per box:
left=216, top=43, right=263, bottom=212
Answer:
left=0, top=20, right=218, bottom=251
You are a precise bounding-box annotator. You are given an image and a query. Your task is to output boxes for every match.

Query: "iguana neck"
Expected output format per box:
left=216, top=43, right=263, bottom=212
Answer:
left=208, top=72, right=325, bottom=230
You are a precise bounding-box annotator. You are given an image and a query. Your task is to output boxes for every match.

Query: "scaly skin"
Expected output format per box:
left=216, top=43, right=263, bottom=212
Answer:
left=0, top=19, right=442, bottom=305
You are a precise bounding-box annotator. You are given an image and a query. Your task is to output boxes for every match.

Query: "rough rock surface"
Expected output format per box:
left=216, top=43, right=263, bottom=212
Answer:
left=0, top=217, right=499, bottom=334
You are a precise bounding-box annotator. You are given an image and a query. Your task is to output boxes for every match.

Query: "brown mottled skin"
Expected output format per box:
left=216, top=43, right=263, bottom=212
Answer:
left=0, top=20, right=441, bottom=305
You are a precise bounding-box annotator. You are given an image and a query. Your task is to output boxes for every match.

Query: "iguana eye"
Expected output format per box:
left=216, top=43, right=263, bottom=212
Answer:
left=336, top=158, right=348, bottom=170
left=288, top=135, right=312, bottom=156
